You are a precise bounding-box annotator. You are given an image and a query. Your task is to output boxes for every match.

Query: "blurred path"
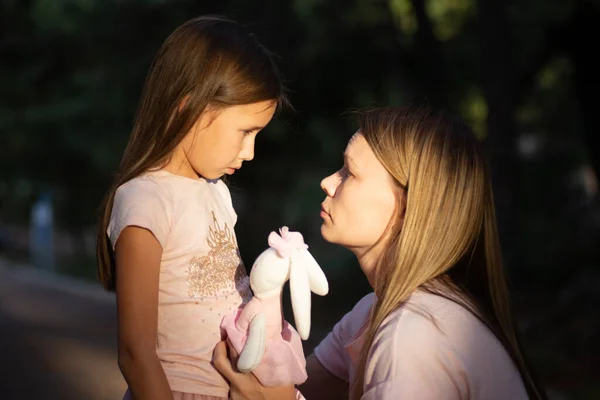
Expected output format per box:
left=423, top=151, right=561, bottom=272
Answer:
left=0, top=259, right=127, bottom=399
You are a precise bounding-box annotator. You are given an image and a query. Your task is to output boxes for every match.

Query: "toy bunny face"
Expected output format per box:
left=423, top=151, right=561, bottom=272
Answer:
left=249, top=248, right=291, bottom=298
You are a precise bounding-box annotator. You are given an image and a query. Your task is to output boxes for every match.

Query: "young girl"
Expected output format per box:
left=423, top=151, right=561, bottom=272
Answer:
left=95, top=16, right=288, bottom=400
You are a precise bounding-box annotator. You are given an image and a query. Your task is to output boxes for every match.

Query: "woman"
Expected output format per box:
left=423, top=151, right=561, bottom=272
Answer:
left=213, top=105, right=546, bottom=399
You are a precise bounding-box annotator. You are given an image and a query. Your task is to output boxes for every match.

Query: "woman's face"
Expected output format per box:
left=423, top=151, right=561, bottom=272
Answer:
left=320, top=133, right=400, bottom=265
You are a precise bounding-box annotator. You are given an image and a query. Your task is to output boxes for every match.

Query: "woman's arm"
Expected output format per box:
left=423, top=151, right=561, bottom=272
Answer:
left=213, top=341, right=296, bottom=400
left=212, top=343, right=348, bottom=400
left=297, top=354, right=348, bottom=400
left=115, top=226, right=172, bottom=400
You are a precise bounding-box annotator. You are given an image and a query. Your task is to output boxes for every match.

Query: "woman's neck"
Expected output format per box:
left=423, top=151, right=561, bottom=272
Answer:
left=353, top=245, right=384, bottom=289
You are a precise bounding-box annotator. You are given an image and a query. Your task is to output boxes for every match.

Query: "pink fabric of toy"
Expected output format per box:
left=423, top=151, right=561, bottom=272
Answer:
left=220, top=295, right=307, bottom=386
left=268, top=226, right=308, bottom=258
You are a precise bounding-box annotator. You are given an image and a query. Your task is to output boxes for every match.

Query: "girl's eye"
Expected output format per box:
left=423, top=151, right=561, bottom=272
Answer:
left=242, top=130, right=253, bottom=136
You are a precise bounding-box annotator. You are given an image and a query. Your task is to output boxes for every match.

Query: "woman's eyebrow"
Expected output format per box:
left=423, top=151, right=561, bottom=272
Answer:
left=344, top=153, right=360, bottom=170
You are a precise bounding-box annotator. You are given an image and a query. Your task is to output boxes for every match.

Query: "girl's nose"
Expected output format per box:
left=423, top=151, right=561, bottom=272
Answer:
left=239, top=136, right=255, bottom=161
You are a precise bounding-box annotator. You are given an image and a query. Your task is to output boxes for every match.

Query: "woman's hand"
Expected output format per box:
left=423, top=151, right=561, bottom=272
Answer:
left=213, top=341, right=297, bottom=400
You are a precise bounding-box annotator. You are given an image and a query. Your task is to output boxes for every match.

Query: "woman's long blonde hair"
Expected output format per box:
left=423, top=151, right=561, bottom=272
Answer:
left=351, top=106, right=546, bottom=399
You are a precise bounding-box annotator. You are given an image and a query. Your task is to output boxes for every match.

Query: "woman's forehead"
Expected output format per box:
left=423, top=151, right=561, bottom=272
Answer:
left=345, top=131, right=363, bottom=153
left=348, top=131, right=361, bottom=144
left=345, top=132, right=372, bottom=158
left=344, top=133, right=387, bottom=175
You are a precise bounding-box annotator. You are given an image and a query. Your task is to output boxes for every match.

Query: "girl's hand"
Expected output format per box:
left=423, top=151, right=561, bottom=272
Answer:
left=213, top=341, right=297, bottom=400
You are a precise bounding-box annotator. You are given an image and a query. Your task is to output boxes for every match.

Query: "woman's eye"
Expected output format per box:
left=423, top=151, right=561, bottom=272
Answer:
left=242, top=130, right=253, bottom=136
left=340, top=167, right=352, bottom=179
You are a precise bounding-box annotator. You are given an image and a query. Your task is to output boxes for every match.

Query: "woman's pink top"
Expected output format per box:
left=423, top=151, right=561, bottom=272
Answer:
left=313, top=292, right=529, bottom=399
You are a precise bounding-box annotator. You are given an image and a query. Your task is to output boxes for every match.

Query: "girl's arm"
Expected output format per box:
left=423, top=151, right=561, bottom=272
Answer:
left=115, top=226, right=172, bottom=400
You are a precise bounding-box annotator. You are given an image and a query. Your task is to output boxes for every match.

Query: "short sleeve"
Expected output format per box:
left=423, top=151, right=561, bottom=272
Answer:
left=313, top=293, right=375, bottom=382
left=361, top=307, right=466, bottom=399
left=107, top=177, right=171, bottom=249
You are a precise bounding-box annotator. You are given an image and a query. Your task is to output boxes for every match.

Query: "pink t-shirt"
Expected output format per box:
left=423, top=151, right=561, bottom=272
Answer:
left=108, top=170, right=252, bottom=397
left=314, top=292, right=529, bottom=399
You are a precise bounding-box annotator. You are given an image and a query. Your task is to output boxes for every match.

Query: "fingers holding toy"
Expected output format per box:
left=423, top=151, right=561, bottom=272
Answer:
left=227, top=339, right=240, bottom=368
left=213, top=341, right=296, bottom=400
left=213, top=340, right=262, bottom=400
left=213, top=340, right=238, bottom=382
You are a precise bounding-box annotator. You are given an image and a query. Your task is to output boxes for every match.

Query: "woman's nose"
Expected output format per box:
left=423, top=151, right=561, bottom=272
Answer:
left=320, top=173, right=338, bottom=197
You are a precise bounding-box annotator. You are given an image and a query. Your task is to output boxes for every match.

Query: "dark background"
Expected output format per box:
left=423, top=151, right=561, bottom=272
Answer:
left=1, top=0, right=599, bottom=398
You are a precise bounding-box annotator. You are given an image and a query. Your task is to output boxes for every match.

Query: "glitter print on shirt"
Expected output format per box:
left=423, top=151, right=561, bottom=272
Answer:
left=186, top=211, right=250, bottom=299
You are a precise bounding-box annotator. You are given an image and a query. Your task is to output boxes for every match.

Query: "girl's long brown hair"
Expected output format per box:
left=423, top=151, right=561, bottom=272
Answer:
left=351, top=106, right=546, bottom=399
left=96, top=16, right=287, bottom=291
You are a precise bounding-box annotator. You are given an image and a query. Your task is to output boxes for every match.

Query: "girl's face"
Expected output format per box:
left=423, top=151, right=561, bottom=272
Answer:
left=170, top=100, right=277, bottom=180
left=320, top=133, right=400, bottom=272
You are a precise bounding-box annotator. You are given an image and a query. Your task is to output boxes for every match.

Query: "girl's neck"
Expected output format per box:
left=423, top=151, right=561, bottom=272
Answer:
left=163, top=148, right=201, bottom=180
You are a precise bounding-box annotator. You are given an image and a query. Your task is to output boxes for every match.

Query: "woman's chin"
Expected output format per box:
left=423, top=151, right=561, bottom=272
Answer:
left=321, top=225, right=346, bottom=247
left=320, top=224, right=335, bottom=243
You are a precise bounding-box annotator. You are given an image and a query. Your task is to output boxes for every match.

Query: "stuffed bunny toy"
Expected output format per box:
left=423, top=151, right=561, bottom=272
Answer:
left=220, top=226, right=329, bottom=387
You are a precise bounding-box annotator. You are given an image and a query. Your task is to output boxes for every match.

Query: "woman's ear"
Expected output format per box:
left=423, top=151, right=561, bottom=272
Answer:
left=396, top=186, right=408, bottom=229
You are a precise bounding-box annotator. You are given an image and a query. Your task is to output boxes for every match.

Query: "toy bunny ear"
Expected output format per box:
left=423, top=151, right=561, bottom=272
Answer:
left=299, top=250, right=329, bottom=297
left=289, top=251, right=311, bottom=340
left=289, top=249, right=329, bottom=340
